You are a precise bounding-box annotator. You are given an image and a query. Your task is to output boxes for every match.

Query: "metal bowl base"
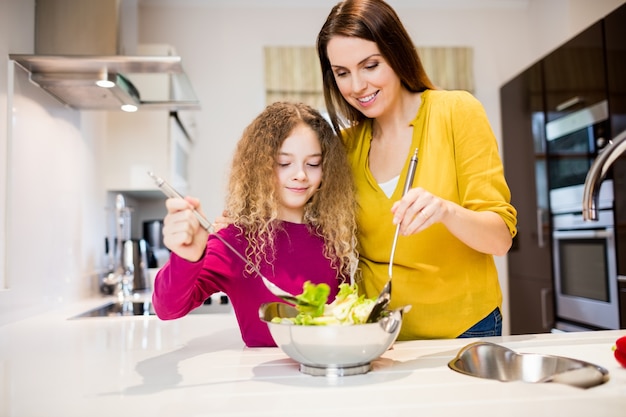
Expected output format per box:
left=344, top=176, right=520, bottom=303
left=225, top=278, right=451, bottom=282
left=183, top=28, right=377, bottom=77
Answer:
left=299, top=363, right=371, bottom=377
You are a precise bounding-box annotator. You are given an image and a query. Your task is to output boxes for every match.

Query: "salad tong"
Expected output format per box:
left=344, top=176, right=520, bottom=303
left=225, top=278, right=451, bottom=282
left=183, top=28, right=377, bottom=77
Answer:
left=366, top=148, right=419, bottom=323
left=147, top=171, right=314, bottom=307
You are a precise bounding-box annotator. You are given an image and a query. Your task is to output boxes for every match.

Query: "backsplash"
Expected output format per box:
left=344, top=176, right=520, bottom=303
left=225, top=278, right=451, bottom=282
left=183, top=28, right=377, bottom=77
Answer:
left=0, top=62, right=108, bottom=325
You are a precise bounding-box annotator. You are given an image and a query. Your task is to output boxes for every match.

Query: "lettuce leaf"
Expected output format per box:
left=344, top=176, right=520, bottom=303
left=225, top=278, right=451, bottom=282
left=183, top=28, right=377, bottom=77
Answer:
left=283, top=281, right=375, bottom=326
left=295, top=280, right=330, bottom=317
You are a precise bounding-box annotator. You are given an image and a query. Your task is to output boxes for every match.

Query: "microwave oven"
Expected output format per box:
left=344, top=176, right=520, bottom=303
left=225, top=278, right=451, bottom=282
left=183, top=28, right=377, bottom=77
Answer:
left=546, top=100, right=609, bottom=190
left=546, top=100, right=613, bottom=214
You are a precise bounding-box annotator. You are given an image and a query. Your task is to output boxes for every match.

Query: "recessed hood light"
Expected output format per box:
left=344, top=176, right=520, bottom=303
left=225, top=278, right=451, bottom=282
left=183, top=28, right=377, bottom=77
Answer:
left=11, top=0, right=201, bottom=112
left=96, top=71, right=116, bottom=89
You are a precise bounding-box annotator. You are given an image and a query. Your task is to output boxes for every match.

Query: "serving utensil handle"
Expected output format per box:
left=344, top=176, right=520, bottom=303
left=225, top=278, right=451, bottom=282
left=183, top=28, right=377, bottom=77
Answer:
left=147, top=171, right=270, bottom=281
left=402, top=148, right=419, bottom=196
left=388, top=148, right=419, bottom=277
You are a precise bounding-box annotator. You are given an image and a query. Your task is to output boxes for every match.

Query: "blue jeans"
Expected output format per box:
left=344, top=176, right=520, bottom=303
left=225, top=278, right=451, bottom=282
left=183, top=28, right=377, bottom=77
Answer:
left=457, top=307, right=502, bottom=338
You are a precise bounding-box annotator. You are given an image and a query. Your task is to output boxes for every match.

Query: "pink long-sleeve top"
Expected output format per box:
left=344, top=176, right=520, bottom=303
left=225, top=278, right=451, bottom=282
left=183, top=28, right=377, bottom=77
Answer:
left=152, top=222, right=342, bottom=347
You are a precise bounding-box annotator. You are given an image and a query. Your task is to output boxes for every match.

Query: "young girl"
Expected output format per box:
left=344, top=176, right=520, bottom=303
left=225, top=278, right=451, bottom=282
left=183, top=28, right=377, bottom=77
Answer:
left=152, top=102, right=358, bottom=347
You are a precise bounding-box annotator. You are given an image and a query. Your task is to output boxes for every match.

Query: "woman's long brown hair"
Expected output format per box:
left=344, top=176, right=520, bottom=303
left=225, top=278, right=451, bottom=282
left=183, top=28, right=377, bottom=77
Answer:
left=317, top=0, right=435, bottom=135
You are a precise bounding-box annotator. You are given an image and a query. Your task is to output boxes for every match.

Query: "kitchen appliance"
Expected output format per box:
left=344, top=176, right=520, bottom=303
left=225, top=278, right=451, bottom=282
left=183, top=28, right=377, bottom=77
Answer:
left=71, top=292, right=233, bottom=319
left=122, top=238, right=150, bottom=292
left=552, top=209, right=620, bottom=330
left=546, top=99, right=620, bottom=331
left=101, top=194, right=150, bottom=295
left=9, top=0, right=199, bottom=111
left=547, top=100, right=612, bottom=214
left=143, top=220, right=164, bottom=250
left=102, top=245, right=141, bottom=296
left=143, top=219, right=169, bottom=268
left=546, top=100, right=610, bottom=187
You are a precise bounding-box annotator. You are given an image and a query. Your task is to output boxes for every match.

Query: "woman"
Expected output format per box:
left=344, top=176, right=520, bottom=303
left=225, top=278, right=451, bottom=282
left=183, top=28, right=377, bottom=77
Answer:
left=152, top=102, right=358, bottom=347
left=316, top=0, right=517, bottom=339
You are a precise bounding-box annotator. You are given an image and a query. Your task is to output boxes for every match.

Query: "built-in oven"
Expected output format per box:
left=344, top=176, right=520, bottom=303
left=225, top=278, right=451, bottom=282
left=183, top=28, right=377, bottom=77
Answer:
left=552, top=209, right=620, bottom=330
left=547, top=99, right=620, bottom=331
left=547, top=100, right=612, bottom=214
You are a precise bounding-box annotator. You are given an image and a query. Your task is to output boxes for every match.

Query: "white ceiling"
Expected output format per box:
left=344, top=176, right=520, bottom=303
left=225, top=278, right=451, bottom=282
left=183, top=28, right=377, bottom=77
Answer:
left=139, top=0, right=530, bottom=10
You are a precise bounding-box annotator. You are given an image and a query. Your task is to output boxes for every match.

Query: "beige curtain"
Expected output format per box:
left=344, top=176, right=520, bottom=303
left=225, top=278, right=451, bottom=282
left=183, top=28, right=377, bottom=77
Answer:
left=417, top=47, right=474, bottom=93
left=264, top=47, right=325, bottom=109
left=264, top=46, right=474, bottom=109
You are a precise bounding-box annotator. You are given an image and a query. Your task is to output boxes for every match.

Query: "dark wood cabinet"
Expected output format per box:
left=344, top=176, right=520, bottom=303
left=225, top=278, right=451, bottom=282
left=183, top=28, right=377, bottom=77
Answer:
left=606, top=3, right=626, bottom=276
left=501, top=3, right=626, bottom=332
left=508, top=277, right=554, bottom=334
left=501, top=62, right=555, bottom=334
left=542, top=21, right=607, bottom=122
left=620, top=281, right=626, bottom=327
left=605, top=3, right=626, bottom=328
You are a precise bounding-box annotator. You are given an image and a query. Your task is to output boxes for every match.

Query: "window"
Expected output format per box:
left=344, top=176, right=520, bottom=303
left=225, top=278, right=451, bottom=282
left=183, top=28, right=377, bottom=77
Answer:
left=264, top=45, right=475, bottom=109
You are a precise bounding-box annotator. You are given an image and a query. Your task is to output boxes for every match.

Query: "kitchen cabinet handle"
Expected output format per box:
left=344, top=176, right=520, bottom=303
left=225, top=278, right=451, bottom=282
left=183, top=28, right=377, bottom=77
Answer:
left=555, top=96, right=583, bottom=112
left=537, top=208, right=545, bottom=248
left=540, top=287, right=553, bottom=330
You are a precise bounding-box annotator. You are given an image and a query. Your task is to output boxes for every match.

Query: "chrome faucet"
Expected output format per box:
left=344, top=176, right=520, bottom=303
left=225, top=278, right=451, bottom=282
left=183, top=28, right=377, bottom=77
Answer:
left=583, top=129, right=626, bottom=221
left=113, top=194, right=134, bottom=299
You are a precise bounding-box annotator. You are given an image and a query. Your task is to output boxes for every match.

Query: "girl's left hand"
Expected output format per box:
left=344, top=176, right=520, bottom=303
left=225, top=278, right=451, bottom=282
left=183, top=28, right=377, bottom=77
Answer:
left=212, top=210, right=233, bottom=232
left=391, top=187, right=448, bottom=235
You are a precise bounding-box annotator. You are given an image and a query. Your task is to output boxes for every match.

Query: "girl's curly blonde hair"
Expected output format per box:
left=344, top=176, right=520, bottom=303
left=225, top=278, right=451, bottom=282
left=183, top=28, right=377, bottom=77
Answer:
left=226, top=101, right=358, bottom=281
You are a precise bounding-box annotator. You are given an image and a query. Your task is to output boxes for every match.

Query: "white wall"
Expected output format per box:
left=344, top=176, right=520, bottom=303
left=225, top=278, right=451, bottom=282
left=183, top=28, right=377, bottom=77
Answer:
left=0, top=0, right=109, bottom=325
left=138, top=0, right=624, bottom=219
left=137, top=0, right=624, bottom=335
left=0, top=0, right=623, bottom=327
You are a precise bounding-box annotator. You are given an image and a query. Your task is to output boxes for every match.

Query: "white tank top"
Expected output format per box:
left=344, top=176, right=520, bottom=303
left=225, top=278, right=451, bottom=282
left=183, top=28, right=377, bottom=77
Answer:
left=378, top=175, right=399, bottom=198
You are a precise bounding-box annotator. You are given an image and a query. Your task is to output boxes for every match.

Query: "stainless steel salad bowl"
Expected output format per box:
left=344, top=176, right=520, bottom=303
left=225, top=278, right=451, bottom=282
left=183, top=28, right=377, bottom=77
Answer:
left=259, top=302, right=405, bottom=376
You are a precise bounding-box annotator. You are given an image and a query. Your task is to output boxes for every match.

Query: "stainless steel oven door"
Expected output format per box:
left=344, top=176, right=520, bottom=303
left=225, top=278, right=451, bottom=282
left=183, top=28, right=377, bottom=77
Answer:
left=546, top=100, right=610, bottom=207
left=552, top=225, right=620, bottom=329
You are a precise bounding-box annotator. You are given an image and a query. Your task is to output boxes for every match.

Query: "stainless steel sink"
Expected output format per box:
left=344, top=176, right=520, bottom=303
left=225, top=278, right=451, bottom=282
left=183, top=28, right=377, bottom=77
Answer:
left=71, top=294, right=232, bottom=319
left=448, top=341, right=609, bottom=389
left=71, top=300, right=156, bottom=318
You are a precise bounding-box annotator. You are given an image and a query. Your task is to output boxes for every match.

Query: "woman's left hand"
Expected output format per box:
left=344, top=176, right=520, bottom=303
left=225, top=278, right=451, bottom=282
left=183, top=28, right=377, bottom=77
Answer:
left=391, top=187, right=447, bottom=235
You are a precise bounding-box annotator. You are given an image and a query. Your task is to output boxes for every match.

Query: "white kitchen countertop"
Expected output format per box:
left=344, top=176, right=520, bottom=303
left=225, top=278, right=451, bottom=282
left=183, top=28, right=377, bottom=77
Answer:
left=1, top=296, right=625, bottom=417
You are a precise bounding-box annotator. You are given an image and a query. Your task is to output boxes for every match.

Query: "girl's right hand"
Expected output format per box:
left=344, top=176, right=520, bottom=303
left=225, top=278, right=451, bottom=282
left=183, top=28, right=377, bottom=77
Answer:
left=162, top=196, right=209, bottom=262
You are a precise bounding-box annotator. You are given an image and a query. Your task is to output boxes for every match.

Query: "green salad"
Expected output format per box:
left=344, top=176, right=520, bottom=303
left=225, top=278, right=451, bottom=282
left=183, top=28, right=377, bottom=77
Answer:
left=272, top=281, right=376, bottom=325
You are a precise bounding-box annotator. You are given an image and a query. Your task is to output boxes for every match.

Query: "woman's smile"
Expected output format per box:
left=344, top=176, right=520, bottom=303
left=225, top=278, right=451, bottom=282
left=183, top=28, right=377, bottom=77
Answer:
left=327, top=36, right=401, bottom=119
left=357, top=91, right=379, bottom=106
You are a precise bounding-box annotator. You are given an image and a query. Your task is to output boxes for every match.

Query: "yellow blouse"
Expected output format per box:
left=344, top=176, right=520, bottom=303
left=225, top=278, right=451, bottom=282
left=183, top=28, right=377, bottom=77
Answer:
left=342, top=89, right=518, bottom=339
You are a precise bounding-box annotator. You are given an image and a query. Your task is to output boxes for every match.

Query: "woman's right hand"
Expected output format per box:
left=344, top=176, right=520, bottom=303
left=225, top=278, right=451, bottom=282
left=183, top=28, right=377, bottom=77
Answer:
left=162, top=196, right=209, bottom=262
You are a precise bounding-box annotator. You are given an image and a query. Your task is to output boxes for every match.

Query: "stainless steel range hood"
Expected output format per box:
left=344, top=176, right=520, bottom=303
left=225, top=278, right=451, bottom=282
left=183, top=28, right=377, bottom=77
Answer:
left=9, top=53, right=200, bottom=111
left=10, top=0, right=200, bottom=111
